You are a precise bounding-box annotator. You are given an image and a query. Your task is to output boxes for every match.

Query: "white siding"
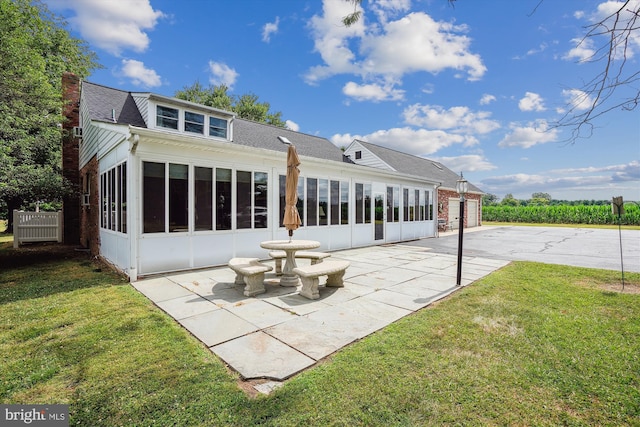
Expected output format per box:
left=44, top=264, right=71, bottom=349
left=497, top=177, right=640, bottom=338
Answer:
left=132, top=94, right=149, bottom=126
left=344, top=141, right=395, bottom=171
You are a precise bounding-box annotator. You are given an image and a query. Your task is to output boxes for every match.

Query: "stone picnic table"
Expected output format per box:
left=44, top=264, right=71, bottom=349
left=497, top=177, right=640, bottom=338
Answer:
left=260, top=240, right=320, bottom=287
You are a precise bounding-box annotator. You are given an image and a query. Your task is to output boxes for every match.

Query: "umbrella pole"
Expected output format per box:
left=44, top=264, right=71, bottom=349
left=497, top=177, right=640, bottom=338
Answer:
left=288, top=229, right=293, bottom=242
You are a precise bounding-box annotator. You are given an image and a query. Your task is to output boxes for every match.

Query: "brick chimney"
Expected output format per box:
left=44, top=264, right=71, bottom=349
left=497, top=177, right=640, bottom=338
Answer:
left=62, top=72, right=81, bottom=245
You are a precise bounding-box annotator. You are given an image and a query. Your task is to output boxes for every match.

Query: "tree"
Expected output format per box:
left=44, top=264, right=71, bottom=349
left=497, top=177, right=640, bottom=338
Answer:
left=530, top=192, right=552, bottom=205
left=482, top=193, right=499, bottom=206
left=175, top=82, right=287, bottom=128
left=501, top=194, right=520, bottom=207
left=341, top=0, right=639, bottom=141
left=0, top=0, right=99, bottom=232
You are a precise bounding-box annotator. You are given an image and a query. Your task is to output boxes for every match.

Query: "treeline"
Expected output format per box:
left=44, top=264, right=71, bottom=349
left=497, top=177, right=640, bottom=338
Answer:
left=482, top=204, right=640, bottom=225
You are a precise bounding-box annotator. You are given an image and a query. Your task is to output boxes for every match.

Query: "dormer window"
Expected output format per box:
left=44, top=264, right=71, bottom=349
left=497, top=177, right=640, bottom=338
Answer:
left=157, top=106, right=178, bottom=130
left=209, top=117, right=227, bottom=138
left=185, top=111, right=204, bottom=134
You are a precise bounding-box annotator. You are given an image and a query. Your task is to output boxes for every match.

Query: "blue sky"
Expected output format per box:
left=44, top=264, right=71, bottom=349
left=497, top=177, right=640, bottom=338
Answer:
left=46, top=0, right=639, bottom=201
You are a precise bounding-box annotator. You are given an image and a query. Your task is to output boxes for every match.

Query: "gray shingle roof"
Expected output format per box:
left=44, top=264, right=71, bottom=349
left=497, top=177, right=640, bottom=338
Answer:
left=81, top=81, right=147, bottom=127
left=353, top=139, right=483, bottom=193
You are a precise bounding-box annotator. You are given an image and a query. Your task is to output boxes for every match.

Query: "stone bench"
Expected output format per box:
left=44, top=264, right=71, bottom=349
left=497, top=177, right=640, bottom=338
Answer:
left=268, top=250, right=331, bottom=275
left=293, top=260, right=350, bottom=300
left=228, top=257, right=273, bottom=297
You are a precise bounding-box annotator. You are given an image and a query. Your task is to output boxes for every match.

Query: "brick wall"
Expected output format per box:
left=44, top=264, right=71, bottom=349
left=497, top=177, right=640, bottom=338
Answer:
left=80, top=156, right=100, bottom=255
left=62, top=72, right=81, bottom=245
left=437, top=189, right=482, bottom=228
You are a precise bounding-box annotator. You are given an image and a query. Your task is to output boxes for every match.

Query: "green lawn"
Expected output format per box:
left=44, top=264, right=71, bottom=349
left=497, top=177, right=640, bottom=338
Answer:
left=483, top=220, right=640, bottom=230
left=1, top=242, right=639, bottom=426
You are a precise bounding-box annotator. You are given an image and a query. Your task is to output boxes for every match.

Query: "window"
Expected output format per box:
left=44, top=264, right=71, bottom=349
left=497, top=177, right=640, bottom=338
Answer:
left=297, top=179, right=305, bottom=227
left=330, top=180, right=340, bottom=225
left=340, top=181, right=349, bottom=225
left=237, top=170, right=268, bottom=229
left=100, top=162, right=127, bottom=233
left=143, top=162, right=165, bottom=233
left=169, top=164, right=188, bottom=232
left=387, top=186, right=399, bottom=223
left=216, top=168, right=231, bottom=230
left=209, top=117, right=227, bottom=138
left=364, top=184, right=371, bottom=224
left=403, top=188, right=409, bottom=222
left=185, top=111, right=204, bottom=134
left=318, top=179, right=328, bottom=226
left=307, top=178, right=317, bottom=226
left=278, top=175, right=286, bottom=228
left=195, top=167, right=213, bottom=231
left=156, top=106, right=178, bottom=130
left=356, top=183, right=363, bottom=224
left=425, top=190, right=431, bottom=220
left=355, top=150, right=362, bottom=159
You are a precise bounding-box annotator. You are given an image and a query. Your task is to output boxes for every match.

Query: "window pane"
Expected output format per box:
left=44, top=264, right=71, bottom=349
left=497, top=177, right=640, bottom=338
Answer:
left=216, top=168, right=231, bottom=230
left=425, top=191, right=431, bottom=221
left=415, top=189, right=420, bottom=221
left=109, top=169, right=116, bottom=230
left=143, top=162, right=165, bottom=233
left=307, top=178, right=317, bottom=226
left=169, top=164, right=188, bottom=232
left=341, top=181, right=349, bottom=225
left=330, top=180, right=339, bottom=225
left=237, top=171, right=252, bottom=229
left=393, top=187, right=399, bottom=223
left=121, top=162, right=127, bottom=233
left=116, top=165, right=122, bottom=232
left=364, top=184, right=371, bottom=224
left=254, top=172, right=268, bottom=228
left=356, top=183, right=363, bottom=224
left=297, top=178, right=305, bottom=227
left=209, top=117, right=227, bottom=138
left=156, top=106, right=178, bottom=130
left=386, top=186, right=393, bottom=222
left=101, top=173, right=106, bottom=228
left=195, top=167, right=213, bottom=231
left=403, top=188, right=409, bottom=222
left=185, top=111, right=204, bottom=134
left=279, top=175, right=286, bottom=228
left=319, top=179, right=328, bottom=226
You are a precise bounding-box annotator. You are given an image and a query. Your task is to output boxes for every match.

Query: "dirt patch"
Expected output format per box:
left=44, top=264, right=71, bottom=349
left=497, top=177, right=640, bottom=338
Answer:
left=598, top=282, right=640, bottom=294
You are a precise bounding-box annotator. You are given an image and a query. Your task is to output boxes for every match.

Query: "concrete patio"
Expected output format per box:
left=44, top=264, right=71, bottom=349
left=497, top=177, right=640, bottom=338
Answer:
left=132, top=241, right=508, bottom=393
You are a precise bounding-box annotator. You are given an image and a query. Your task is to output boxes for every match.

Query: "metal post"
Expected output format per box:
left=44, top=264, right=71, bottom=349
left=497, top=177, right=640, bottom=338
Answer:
left=456, top=196, right=465, bottom=286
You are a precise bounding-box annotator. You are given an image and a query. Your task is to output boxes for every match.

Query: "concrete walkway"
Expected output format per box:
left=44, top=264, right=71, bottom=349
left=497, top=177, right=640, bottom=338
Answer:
left=132, top=242, right=507, bottom=390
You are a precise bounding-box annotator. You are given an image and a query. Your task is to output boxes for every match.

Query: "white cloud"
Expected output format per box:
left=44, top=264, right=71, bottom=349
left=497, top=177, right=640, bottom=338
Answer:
left=262, top=17, right=280, bottom=43
left=342, top=81, right=405, bottom=101
left=286, top=120, right=300, bottom=132
left=481, top=160, right=640, bottom=199
left=305, top=0, right=486, bottom=94
left=563, top=37, right=596, bottom=62
left=331, top=127, right=477, bottom=156
left=518, top=92, right=546, bottom=112
left=561, top=89, right=594, bottom=111
left=208, top=61, right=238, bottom=89
left=498, top=120, right=559, bottom=148
left=402, top=104, right=500, bottom=135
left=479, top=94, right=496, bottom=105
left=48, top=0, right=165, bottom=56
left=120, top=59, right=161, bottom=87
left=433, top=154, right=497, bottom=173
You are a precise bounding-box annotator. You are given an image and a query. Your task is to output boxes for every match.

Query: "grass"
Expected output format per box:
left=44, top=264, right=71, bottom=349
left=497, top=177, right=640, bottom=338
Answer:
left=1, top=242, right=639, bottom=425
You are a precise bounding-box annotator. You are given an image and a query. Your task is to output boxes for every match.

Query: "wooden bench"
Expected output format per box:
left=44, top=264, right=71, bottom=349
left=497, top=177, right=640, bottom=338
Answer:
left=268, top=250, right=331, bottom=275
left=293, top=260, right=350, bottom=300
left=227, top=258, right=273, bottom=297
left=438, top=219, right=452, bottom=232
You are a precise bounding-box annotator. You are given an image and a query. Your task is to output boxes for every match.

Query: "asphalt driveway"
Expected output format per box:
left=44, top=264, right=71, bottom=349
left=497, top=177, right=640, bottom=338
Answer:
left=407, top=225, right=640, bottom=273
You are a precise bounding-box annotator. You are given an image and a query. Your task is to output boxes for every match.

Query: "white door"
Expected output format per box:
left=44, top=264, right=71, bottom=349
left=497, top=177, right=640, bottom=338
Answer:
left=467, top=200, right=478, bottom=227
left=448, top=198, right=460, bottom=229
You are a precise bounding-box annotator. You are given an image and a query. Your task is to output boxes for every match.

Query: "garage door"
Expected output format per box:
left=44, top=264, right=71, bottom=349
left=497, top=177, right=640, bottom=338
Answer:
left=448, top=198, right=460, bottom=229
left=467, top=200, right=478, bottom=227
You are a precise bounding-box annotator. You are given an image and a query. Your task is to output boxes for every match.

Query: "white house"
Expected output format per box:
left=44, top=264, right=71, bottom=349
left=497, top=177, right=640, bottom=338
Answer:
left=63, top=75, right=461, bottom=281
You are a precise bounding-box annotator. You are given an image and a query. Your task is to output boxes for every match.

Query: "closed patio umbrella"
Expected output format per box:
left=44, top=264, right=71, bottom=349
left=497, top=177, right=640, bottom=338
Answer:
left=283, top=144, right=302, bottom=240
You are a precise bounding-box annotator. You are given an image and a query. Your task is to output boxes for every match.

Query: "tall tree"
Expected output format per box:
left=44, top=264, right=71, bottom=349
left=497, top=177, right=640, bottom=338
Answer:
left=175, top=82, right=287, bottom=128
left=0, top=0, right=99, bottom=231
